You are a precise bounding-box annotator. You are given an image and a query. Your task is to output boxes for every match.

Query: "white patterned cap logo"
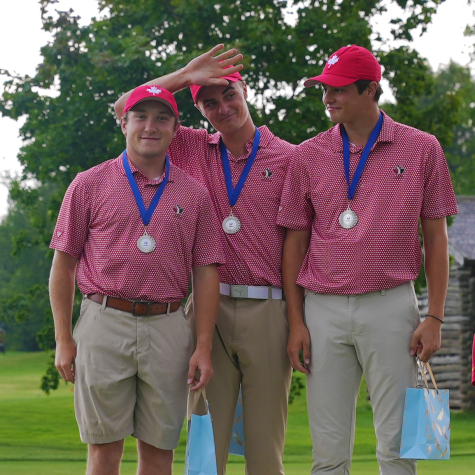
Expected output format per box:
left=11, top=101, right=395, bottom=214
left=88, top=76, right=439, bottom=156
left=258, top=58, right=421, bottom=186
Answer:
left=327, top=55, right=339, bottom=68
left=147, top=86, right=162, bottom=95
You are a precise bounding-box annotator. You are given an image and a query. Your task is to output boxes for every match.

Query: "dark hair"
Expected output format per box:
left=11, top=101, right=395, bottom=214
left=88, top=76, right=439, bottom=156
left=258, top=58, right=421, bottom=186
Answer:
left=354, top=80, right=383, bottom=102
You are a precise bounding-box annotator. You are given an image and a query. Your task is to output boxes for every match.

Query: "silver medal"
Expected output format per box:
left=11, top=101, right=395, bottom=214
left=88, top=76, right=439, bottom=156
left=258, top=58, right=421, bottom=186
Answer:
left=339, top=206, right=358, bottom=229
left=137, top=231, right=156, bottom=253
left=222, top=215, right=241, bottom=234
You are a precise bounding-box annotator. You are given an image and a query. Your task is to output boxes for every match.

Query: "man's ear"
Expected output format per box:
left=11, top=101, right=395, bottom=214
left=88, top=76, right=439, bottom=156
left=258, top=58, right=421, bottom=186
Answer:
left=366, top=81, right=378, bottom=100
left=241, top=81, right=248, bottom=100
left=120, top=117, right=127, bottom=135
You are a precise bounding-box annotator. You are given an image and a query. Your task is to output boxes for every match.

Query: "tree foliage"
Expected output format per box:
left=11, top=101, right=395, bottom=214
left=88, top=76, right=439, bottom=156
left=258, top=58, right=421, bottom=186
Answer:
left=429, top=62, right=475, bottom=195
left=1, top=0, right=467, bottom=392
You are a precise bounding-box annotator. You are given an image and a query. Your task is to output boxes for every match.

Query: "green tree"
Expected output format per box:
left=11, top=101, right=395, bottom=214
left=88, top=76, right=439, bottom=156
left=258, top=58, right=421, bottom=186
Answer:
left=0, top=184, right=56, bottom=351
left=0, top=0, right=457, bottom=392
left=426, top=62, right=475, bottom=195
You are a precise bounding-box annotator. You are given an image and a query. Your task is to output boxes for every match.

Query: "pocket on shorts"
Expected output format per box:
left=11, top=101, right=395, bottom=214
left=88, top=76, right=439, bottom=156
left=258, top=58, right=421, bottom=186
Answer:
left=72, top=297, right=91, bottom=340
left=407, top=282, right=421, bottom=327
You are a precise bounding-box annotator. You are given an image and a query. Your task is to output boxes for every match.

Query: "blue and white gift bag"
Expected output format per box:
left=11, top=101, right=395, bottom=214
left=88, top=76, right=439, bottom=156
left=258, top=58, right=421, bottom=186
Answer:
left=400, top=361, right=450, bottom=460
left=185, top=388, right=218, bottom=475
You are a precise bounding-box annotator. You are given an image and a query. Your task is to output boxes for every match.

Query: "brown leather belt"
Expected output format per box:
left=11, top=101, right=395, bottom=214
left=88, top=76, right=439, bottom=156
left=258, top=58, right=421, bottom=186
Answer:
left=87, top=294, right=181, bottom=316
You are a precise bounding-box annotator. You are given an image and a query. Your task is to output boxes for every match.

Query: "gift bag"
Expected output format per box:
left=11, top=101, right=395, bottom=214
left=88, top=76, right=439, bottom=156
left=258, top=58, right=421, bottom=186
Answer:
left=185, top=388, right=218, bottom=475
left=228, top=388, right=245, bottom=456
left=400, top=360, right=450, bottom=460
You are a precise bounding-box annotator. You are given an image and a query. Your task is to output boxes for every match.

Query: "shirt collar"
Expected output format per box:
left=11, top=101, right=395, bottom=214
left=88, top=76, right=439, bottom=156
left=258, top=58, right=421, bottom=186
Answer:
left=330, top=109, right=395, bottom=153
left=117, top=153, right=176, bottom=183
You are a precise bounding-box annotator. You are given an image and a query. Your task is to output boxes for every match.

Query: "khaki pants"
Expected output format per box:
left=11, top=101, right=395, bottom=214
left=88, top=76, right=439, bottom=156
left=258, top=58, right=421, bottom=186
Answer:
left=187, top=294, right=292, bottom=475
left=305, top=283, right=420, bottom=475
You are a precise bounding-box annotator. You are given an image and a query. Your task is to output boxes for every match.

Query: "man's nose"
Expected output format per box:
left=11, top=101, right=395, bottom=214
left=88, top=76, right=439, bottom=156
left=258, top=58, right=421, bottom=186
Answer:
left=218, top=101, right=230, bottom=114
left=144, top=119, right=157, bottom=131
left=322, top=90, right=333, bottom=105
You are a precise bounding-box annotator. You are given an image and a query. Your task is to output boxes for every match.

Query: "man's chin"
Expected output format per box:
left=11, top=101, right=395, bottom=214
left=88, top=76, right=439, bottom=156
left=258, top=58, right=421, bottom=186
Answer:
left=214, top=120, right=242, bottom=135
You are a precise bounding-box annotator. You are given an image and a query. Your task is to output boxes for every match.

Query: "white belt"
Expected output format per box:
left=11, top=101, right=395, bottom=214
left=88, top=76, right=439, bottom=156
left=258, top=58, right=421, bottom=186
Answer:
left=219, top=283, right=283, bottom=300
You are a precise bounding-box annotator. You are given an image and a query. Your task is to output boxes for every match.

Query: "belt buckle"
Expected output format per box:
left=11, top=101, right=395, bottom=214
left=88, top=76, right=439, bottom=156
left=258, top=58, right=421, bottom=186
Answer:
left=230, top=285, right=248, bottom=299
left=132, top=301, right=151, bottom=317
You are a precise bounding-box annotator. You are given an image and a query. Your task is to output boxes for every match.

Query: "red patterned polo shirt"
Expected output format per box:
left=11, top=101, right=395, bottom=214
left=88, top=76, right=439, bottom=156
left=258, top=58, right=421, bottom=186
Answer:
left=277, top=111, right=458, bottom=294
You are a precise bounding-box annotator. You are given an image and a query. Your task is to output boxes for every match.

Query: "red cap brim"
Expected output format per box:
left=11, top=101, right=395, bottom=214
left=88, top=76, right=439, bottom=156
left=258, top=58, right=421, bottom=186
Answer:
left=190, top=73, right=241, bottom=104
left=304, top=74, right=357, bottom=88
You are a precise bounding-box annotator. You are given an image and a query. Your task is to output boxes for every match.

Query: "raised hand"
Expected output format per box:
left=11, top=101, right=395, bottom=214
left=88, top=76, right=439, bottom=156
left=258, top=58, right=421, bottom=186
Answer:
left=184, top=44, right=244, bottom=86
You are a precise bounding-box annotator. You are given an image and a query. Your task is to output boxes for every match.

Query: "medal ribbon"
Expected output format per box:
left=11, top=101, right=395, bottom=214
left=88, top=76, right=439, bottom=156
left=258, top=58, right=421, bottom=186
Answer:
left=341, top=112, right=383, bottom=200
left=122, top=150, right=170, bottom=226
left=220, top=127, right=261, bottom=207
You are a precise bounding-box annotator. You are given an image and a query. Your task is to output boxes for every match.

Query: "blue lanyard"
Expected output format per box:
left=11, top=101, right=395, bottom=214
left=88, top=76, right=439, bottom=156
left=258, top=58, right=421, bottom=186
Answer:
left=219, top=127, right=261, bottom=207
left=341, top=112, right=383, bottom=200
left=122, top=150, right=170, bottom=226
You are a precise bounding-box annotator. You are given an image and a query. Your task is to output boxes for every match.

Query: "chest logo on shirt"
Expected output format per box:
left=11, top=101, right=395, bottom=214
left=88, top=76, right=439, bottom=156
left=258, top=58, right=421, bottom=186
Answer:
left=56, top=231, right=63, bottom=237
left=174, top=205, right=184, bottom=216
left=262, top=168, right=273, bottom=179
left=393, top=165, right=405, bottom=177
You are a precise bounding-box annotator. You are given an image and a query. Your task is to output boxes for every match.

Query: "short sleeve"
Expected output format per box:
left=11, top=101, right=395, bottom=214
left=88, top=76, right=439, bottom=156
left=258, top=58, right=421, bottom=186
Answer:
left=420, top=137, right=458, bottom=220
left=50, top=175, right=91, bottom=259
left=192, top=189, right=226, bottom=267
left=167, top=126, right=210, bottom=172
left=276, top=147, right=314, bottom=230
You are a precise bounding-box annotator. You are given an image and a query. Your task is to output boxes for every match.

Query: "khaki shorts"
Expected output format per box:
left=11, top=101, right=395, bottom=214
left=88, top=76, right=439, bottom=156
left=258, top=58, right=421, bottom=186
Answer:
left=73, top=297, right=193, bottom=449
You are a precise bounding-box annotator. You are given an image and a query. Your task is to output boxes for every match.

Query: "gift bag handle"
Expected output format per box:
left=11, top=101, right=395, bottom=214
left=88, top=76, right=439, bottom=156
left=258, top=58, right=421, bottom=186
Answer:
left=417, top=359, right=439, bottom=392
left=187, top=387, right=210, bottom=421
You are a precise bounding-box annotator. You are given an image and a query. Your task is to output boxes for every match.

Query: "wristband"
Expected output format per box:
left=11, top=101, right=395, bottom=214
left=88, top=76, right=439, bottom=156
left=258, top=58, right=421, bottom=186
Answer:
left=425, top=314, right=444, bottom=324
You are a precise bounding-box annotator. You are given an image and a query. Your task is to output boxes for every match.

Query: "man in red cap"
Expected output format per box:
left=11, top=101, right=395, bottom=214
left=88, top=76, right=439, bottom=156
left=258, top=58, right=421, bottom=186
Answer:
left=278, top=45, right=458, bottom=474
left=50, top=85, right=225, bottom=475
left=115, top=45, right=295, bottom=475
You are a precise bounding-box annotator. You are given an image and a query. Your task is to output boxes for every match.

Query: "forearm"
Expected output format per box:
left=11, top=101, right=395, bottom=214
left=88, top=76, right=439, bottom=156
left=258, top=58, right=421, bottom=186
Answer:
left=422, top=217, right=449, bottom=319
left=192, top=264, right=220, bottom=351
left=282, top=229, right=311, bottom=327
left=114, top=44, right=243, bottom=118
left=49, top=250, right=78, bottom=343
left=425, top=248, right=449, bottom=319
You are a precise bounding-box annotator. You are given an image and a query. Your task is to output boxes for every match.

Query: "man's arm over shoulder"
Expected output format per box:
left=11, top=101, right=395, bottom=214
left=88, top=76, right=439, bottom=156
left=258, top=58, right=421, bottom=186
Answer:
left=50, top=250, right=78, bottom=383
left=167, top=125, right=211, bottom=172
left=114, top=44, right=243, bottom=118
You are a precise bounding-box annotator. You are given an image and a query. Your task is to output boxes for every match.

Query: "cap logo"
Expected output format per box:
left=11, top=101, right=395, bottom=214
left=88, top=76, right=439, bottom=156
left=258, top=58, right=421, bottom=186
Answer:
left=147, top=86, right=162, bottom=96
left=327, top=55, right=339, bottom=68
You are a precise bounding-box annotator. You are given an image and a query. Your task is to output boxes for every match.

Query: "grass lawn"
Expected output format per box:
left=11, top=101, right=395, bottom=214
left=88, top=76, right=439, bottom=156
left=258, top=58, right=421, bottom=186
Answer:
left=1, top=351, right=474, bottom=474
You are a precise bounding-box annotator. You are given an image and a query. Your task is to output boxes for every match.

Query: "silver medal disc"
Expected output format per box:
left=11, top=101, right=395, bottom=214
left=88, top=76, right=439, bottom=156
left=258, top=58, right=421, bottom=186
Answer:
left=222, top=215, right=241, bottom=234
left=339, top=209, right=358, bottom=229
left=137, top=233, right=156, bottom=253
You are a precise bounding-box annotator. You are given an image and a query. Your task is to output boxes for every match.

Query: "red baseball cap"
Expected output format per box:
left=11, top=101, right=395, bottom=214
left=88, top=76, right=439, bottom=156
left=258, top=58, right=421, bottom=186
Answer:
left=123, top=85, right=179, bottom=118
left=304, top=45, right=381, bottom=88
left=190, top=70, right=243, bottom=104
